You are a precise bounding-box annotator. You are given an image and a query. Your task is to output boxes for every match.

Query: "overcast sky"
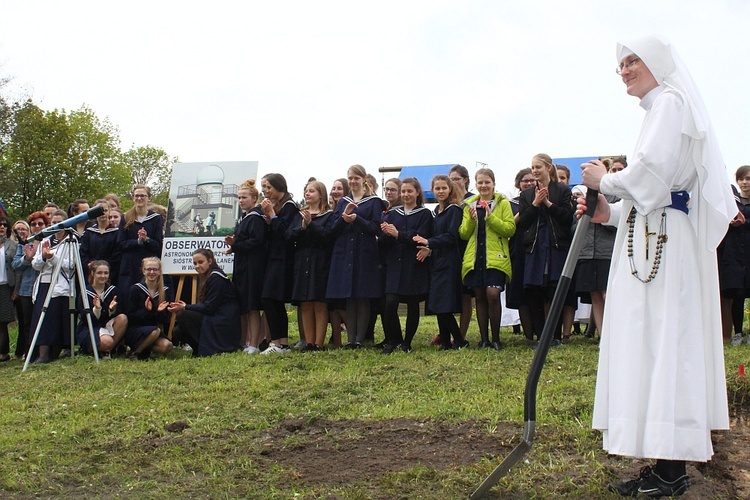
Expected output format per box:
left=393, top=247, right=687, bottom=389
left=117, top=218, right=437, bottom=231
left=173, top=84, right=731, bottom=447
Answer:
left=1, top=0, right=747, bottom=196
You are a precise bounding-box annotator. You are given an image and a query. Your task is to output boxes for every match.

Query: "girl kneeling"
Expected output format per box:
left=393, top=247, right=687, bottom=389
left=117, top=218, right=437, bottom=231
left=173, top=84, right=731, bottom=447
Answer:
left=169, top=249, right=241, bottom=356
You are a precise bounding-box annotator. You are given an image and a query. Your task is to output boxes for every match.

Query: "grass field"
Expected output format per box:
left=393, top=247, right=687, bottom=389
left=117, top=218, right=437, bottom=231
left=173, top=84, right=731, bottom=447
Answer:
left=1, top=317, right=749, bottom=498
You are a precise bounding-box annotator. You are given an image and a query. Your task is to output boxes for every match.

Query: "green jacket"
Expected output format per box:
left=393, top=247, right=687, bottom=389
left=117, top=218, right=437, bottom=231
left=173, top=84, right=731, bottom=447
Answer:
left=458, top=193, right=516, bottom=281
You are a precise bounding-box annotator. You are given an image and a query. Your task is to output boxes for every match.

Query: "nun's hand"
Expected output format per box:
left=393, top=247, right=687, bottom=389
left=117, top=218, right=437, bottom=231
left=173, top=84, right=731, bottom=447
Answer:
left=575, top=194, right=610, bottom=224
left=581, top=160, right=607, bottom=191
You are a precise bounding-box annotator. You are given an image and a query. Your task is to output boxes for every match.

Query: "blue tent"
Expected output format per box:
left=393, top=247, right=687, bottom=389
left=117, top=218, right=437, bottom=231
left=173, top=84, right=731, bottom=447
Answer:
left=552, top=156, right=598, bottom=186
left=397, top=164, right=458, bottom=202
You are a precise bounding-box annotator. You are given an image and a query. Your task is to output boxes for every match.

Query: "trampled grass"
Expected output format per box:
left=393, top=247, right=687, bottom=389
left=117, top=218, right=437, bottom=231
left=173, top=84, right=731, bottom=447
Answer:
left=1, top=318, right=748, bottom=498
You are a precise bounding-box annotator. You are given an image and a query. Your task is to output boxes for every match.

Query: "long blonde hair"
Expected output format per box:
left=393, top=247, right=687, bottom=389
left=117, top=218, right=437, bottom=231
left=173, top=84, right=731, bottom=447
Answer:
left=141, top=256, right=166, bottom=305
left=533, top=154, right=558, bottom=183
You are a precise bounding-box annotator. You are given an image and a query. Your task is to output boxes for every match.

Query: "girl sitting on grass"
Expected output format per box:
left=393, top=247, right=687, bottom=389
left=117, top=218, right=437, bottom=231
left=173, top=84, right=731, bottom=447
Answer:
left=76, top=260, right=127, bottom=357
left=169, top=248, right=241, bottom=356
left=124, top=257, right=173, bottom=360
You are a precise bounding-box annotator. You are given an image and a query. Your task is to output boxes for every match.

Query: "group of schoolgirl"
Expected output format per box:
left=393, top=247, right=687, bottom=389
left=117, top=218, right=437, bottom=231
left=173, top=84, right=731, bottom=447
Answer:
left=5, top=186, right=232, bottom=363
left=4, top=152, right=579, bottom=363
left=223, top=154, right=574, bottom=356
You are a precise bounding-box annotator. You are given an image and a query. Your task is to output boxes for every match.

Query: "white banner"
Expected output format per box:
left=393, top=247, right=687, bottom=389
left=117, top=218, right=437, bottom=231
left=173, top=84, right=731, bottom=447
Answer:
left=162, top=237, right=234, bottom=275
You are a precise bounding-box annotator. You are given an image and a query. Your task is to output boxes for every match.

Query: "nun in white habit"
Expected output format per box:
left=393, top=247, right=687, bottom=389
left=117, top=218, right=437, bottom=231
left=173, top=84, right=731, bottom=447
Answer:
left=581, top=35, right=736, bottom=496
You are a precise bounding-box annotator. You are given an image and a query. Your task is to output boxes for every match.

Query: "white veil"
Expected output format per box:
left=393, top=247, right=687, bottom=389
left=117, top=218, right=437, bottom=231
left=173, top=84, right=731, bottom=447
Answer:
left=617, top=35, right=735, bottom=251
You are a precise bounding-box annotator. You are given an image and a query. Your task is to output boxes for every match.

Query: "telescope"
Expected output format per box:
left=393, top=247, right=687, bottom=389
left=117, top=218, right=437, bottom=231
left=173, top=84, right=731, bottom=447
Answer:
left=33, top=205, right=106, bottom=241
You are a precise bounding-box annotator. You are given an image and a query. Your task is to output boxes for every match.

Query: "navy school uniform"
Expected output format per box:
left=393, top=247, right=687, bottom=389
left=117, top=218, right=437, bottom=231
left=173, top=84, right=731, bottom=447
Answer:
left=380, top=206, right=433, bottom=297
left=425, top=204, right=463, bottom=314
left=75, top=284, right=122, bottom=354
left=80, top=224, right=120, bottom=281
left=125, top=281, right=173, bottom=351
left=184, top=269, right=241, bottom=356
left=326, top=195, right=385, bottom=300
left=505, top=195, right=526, bottom=309
left=718, top=185, right=750, bottom=291
left=287, top=210, right=334, bottom=303
left=230, top=207, right=268, bottom=313
left=261, top=200, right=298, bottom=303
left=116, top=211, right=164, bottom=299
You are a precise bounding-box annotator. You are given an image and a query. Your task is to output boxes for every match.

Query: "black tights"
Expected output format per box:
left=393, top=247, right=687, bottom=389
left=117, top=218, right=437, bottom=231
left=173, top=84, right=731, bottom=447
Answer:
left=0, top=322, right=9, bottom=356
left=727, top=289, right=746, bottom=334
left=525, top=285, right=562, bottom=341
left=261, top=299, right=288, bottom=342
left=474, top=286, right=502, bottom=343
left=383, top=294, right=420, bottom=346
left=436, top=313, right=461, bottom=347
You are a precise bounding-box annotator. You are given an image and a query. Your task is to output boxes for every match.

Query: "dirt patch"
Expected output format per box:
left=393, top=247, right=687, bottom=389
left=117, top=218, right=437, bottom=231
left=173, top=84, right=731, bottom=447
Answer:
left=134, top=413, right=750, bottom=498
left=251, top=416, right=749, bottom=498
left=256, top=417, right=513, bottom=486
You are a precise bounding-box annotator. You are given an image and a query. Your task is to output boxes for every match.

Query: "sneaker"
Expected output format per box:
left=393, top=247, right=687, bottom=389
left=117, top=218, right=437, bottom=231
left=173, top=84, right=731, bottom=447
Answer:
left=99, top=351, right=112, bottom=360
left=294, top=340, right=307, bottom=350
left=261, top=344, right=291, bottom=355
left=550, top=339, right=563, bottom=347
left=608, top=466, right=690, bottom=498
left=243, top=345, right=260, bottom=355
left=181, top=344, right=193, bottom=352
left=732, top=333, right=744, bottom=346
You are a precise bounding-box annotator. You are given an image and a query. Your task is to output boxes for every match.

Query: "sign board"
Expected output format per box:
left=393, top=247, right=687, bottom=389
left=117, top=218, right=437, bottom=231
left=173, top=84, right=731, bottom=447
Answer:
left=162, top=161, right=259, bottom=274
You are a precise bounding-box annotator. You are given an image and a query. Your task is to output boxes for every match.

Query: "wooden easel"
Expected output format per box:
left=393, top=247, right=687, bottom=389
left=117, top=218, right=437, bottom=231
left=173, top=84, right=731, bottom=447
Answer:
left=167, top=274, right=197, bottom=339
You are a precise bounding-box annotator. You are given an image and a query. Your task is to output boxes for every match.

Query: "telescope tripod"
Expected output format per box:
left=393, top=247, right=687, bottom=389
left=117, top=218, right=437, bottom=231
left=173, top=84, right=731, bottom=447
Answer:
left=23, top=229, right=99, bottom=371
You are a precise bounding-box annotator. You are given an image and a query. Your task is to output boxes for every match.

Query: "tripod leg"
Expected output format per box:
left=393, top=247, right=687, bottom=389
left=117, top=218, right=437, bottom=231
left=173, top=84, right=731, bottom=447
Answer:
left=23, top=256, right=67, bottom=372
left=71, top=237, right=100, bottom=364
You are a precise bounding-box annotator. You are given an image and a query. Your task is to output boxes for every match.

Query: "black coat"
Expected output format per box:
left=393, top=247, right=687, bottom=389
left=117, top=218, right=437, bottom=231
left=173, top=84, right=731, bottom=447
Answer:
left=230, top=207, right=267, bottom=313
left=187, top=270, right=241, bottom=356
left=288, top=210, right=333, bottom=303
left=381, top=206, right=433, bottom=297
left=426, top=204, right=462, bottom=313
left=516, top=182, right=573, bottom=252
left=80, top=225, right=120, bottom=282
left=261, top=199, right=298, bottom=302
left=718, top=185, right=750, bottom=290
left=326, top=195, right=385, bottom=299
left=117, top=211, right=164, bottom=297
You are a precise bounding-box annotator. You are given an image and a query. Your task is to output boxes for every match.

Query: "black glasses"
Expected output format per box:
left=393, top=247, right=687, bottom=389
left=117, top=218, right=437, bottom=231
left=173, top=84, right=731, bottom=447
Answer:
left=0, top=222, right=9, bottom=228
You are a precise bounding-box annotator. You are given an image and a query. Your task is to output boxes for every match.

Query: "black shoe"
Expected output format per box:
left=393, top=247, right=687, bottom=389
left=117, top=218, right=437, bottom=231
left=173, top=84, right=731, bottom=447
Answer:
left=373, top=341, right=386, bottom=349
left=343, top=343, right=362, bottom=350
left=33, top=356, right=51, bottom=364
left=396, top=343, right=412, bottom=353
left=381, top=344, right=397, bottom=354
left=439, top=344, right=453, bottom=351
left=490, top=341, right=503, bottom=351
left=454, top=339, right=470, bottom=350
left=478, top=340, right=491, bottom=349
left=258, top=339, right=269, bottom=352
left=608, top=466, right=690, bottom=498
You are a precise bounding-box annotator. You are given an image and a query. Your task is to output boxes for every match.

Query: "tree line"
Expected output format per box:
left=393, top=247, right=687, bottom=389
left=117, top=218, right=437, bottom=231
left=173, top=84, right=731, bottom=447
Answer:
left=0, top=77, right=176, bottom=222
